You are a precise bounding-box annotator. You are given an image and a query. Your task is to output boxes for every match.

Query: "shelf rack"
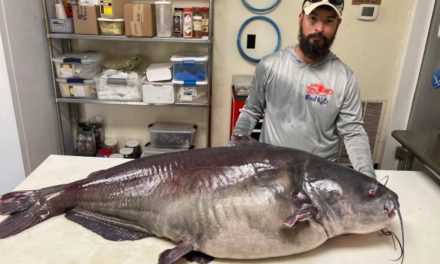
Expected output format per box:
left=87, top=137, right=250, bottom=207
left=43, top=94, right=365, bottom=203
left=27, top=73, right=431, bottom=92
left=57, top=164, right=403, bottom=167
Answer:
left=42, top=0, right=214, bottom=154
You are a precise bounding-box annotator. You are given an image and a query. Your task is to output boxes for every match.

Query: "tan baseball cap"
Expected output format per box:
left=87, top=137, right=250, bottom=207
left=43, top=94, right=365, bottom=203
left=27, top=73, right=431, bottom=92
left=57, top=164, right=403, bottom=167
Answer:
left=303, top=0, right=344, bottom=18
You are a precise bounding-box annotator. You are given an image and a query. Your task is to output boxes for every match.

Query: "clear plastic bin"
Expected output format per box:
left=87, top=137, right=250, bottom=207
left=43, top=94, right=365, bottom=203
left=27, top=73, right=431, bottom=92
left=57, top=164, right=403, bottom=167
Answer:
left=95, top=70, right=142, bottom=101
left=142, top=81, right=175, bottom=104
left=148, top=122, right=197, bottom=148
left=52, top=53, right=104, bottom=79
left=175, top=83, right=207, bottom=104
left=141, top=142, right=194, bottom=157
left=57, top=78, right=96, bottom=98
left=171, top=52, right=208, bottom=85
left=98, top=18, right=125, bottom=35
left=155, top=1, right=172, bottom=37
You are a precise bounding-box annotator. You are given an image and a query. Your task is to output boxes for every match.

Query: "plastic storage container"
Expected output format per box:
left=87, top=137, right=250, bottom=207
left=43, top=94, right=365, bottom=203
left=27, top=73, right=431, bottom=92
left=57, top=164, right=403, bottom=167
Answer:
left=104, top=138, right=119, bottom=153
left=175, top=83, right=207, bottom=104
left=142, top=81, right=175, bottom=104
left=95, top=70, right=142, bottom=101
left=57, top=78, right=96, bottom=98
left=155, top=1, right=172, bottom=37
left=52, top=53, right=104, bottom=79
left=141, top=142, right=194, bottom=157
left=125, top=139, right=142, bottom=158
left=148, top=122, right=197, bottom=148
left=98, top=18, right=125, bottom=35
left=171, top=52, right=208, bottom=85
left=49, top=18, right=74, bottom=33
left=232, top=74, right=252, bottom=96
left=120, top=147, right=134, bottom=158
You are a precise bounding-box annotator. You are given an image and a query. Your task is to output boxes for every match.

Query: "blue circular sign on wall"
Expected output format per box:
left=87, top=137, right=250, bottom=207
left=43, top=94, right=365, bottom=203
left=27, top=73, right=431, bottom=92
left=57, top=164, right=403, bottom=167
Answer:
left=433, top=69, right=440, bottom=89
left=241, top=0, right=282, bottom=14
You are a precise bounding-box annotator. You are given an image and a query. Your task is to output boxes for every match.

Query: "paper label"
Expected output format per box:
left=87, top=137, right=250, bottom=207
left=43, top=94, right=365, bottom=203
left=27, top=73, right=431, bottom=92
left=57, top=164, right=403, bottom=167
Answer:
left=104, top=6, right=113, bottom=15
left=73, top=85, right=86, bottom=97
left=133, top=5, right=144, bottom=22
left=180, top=86, right=196, bottom=101
left=68, top=85, right=75, bottom=96
left=100, top=1, right=113, bottom=15
left=60, top=63, right=74, bottom=78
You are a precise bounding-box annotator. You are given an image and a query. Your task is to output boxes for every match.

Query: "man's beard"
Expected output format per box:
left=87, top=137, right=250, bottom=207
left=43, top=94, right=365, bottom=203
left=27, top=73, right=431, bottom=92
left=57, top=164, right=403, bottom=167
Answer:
left=298, top=26, right=336, bottom=61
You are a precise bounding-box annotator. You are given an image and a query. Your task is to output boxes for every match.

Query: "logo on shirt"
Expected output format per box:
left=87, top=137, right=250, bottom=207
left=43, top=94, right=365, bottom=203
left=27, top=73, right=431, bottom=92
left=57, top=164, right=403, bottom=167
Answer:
left=305, top=83, right=334, bottom=105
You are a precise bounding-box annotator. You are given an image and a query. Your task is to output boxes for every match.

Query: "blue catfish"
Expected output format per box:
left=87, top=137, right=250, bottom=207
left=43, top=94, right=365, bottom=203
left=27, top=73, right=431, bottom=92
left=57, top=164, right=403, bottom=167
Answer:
left=0, top=136, right=403, bottom=263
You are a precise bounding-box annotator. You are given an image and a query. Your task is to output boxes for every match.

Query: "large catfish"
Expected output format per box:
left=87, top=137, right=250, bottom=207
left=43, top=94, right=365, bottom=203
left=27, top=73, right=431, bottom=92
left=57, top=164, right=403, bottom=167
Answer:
left=0, top=136, right=403, bottom=263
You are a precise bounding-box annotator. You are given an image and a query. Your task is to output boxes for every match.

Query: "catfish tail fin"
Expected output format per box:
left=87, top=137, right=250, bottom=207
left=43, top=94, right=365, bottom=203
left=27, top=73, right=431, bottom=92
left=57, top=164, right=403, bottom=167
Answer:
left=0, top=190, right=40, bottom=214
left=0, top=187, right=67, bottom=238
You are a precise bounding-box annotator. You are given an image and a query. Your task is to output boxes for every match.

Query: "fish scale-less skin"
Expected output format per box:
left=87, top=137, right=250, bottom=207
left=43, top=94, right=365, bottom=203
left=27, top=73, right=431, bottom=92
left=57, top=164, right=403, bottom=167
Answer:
left=50, top=146, right=327, bottom=258
left=65, top=146, right=326, bottom=259
left=3, top=143, right=399, bottom=261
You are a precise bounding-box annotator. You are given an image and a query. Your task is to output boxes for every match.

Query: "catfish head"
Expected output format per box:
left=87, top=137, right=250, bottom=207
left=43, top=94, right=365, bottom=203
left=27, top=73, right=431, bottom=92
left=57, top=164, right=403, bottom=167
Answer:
left=302, top=163, right=401, bottom=237
left=299, top=160, right=404, bottom=262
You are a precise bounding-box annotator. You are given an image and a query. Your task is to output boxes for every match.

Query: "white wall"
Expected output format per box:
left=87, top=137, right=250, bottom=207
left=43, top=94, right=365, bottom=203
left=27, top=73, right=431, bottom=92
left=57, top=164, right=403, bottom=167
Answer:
left=0, top=34, right=25, bottom=194
left=0, top=0, right=61, bottom=193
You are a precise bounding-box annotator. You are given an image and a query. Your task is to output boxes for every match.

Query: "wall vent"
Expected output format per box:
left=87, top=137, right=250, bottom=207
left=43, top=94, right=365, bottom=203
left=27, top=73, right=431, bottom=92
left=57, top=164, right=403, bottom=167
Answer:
left=337, top=100, right=385, bottom=168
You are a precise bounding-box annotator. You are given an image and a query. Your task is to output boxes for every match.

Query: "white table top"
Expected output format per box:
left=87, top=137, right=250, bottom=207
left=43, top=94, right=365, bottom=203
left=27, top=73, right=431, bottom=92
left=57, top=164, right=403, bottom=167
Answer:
left=0, top=155, right=439, bottom=264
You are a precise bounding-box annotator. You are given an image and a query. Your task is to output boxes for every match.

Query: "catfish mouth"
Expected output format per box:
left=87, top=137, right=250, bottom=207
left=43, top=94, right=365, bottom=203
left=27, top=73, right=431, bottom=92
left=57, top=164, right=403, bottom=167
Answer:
left=384, top=200, right=397, bottom=218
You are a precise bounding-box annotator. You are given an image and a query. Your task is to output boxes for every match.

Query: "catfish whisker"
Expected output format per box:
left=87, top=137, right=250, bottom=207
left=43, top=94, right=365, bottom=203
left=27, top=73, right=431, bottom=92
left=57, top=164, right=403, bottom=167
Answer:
left=379, top=175, right=390, bottom=187
left=378, top=212, right=405, bottom=263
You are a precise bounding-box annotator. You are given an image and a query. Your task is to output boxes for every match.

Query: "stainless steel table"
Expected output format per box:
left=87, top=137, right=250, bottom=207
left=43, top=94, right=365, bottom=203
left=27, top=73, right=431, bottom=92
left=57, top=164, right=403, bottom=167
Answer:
left=392, top=130, right=440, bottom=182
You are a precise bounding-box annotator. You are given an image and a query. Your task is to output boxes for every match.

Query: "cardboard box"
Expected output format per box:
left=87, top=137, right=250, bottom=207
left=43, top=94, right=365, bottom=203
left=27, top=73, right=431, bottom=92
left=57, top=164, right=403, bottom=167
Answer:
left=124, top=3, right=156, bottom=37
left=100, top=0, right=129, bottom=18
left=73, top=5, right=100, bottom=35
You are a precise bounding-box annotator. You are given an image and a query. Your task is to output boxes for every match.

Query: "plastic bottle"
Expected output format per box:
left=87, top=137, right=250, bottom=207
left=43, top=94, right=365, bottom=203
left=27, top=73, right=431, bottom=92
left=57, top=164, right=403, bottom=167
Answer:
left=55, top=0, right=67, bottom=19
left=173, top=8, right=183, bottom=37
left=183, top=8, right=193, bottom=38
left=104, top=138, right=119, bottom=153
left=120, top=147, right=134, bottom=159
left=125, top=139, right=142, bottom=158
left=192, top=15, right=203, bottom=38
left=201, top=7, right=209, bottom=37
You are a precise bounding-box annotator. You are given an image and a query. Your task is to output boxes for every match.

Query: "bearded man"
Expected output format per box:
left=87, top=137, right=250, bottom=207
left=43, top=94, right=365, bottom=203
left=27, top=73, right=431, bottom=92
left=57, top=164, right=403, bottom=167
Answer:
left=233, top=0, right=376, bottom=178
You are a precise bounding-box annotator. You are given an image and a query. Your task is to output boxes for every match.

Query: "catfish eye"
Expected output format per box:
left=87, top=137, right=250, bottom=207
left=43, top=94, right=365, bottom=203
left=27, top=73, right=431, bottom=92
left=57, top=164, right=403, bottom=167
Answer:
left=368, top=189, right=376, bottom=198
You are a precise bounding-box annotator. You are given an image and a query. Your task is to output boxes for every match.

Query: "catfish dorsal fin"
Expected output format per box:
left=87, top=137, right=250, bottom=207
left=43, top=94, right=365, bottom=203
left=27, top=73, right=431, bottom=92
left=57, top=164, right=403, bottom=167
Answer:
left=229, top=134, right=262, bottom=147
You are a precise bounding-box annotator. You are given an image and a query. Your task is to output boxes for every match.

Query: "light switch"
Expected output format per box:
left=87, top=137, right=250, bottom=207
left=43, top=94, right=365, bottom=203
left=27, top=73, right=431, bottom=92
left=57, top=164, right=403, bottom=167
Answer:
left=247, top=34, right=256, bottom=49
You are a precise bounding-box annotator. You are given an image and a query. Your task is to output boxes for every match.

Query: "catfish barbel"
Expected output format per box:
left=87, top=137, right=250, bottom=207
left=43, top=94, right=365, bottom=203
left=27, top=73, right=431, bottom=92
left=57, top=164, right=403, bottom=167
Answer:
left=0, top=136, right=404, bottom=263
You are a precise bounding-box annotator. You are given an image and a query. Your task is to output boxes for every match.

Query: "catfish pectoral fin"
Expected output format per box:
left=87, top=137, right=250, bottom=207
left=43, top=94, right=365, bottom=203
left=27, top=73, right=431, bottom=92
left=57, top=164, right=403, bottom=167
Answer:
left=65, top=209, right=151, bottom=241
left=282, top=205, right=318, bottom=228
left=158, top=239, right=194, bottom=264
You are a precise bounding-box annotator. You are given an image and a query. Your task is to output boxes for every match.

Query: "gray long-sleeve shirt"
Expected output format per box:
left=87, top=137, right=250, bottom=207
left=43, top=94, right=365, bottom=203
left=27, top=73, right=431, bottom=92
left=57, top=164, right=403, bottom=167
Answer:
left=233, top=46, right=376, bottom=178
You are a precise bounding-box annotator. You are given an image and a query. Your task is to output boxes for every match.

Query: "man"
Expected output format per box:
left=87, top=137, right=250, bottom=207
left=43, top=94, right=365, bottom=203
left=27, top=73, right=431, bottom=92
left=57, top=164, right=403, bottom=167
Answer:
left=233, top=0, right=376, bottom=178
